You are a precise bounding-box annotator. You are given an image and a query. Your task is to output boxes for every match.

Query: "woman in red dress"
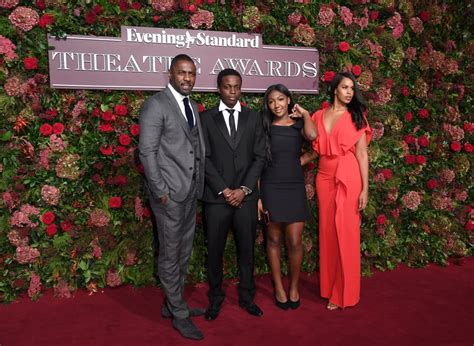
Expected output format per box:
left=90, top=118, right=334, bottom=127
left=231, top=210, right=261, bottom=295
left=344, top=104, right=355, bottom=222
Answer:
left=312, top=72, right=372, bottom=310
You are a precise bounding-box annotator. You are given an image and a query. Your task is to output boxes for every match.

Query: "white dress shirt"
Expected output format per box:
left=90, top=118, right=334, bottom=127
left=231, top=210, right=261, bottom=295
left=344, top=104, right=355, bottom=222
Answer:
left=168, top=83, right=196, bottom=125
left=219, top=100, right=241, bottom=135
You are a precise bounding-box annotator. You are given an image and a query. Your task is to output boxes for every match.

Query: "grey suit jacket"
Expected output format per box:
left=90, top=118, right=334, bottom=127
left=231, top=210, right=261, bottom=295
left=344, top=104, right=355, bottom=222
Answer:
left=138, top=86, right=205, bottom=202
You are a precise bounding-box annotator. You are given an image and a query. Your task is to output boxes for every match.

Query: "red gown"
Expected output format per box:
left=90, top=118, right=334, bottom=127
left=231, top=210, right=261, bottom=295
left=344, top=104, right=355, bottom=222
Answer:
left=311, top=109, right=371, bottom=308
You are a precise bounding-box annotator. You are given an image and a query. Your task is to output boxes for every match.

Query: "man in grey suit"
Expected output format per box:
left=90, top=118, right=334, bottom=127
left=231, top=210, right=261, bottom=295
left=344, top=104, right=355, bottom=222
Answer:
left=139, top=54, right=206, bottom=341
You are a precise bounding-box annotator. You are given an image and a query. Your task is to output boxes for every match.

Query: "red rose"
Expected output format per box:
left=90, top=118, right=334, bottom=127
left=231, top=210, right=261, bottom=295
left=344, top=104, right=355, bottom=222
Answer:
left=323, top=71, right=335, bottom=83
left=417, top=135, right=429, bottom=147
left=114, top=175, right=127, bottom=186
left=188, top=4, right=196, bottom=13
left=136, top=162, right=144, bottom=173
left=93, top=4, right=104, bottom=15
left=41, top=211, right=55, bottom=225
left=100, top=145, right=113, bottom=156
left=466, top=220, right=473, bottom=231
left=419, top=11, right=430, bottom=22
left=60, top=220, right=73, bottom=232
left=92, top=174, right=102, bottom=183
left=143, top=207, right=151, bottom=218
left=131, top=2, right=142, bottom=10
left=92, top=108, right=101, bottom=118
left=115, top=145, right=127, bottom=156
left=427, top=179, right=438, bottom=190
left=40, top=123, right=53, bottom=136
left=36, top=0, right=46, bottom=10
left=450, top=141, right=461, bottom=152
left=376, top=214, right=387, bottom=225
left=382, top=168, right=392, bottom=180
left=99, top=123, right=114, bottom=133
left=405, top=112, right=413, bottom=122
left=153, top=15, right=160, bottom=23
left=403, top=134, right=416, bottom=144
left=102, top=110, right=114, bottom=121
left=369, top=10, right=379, bottom=21
left=45, top=108, right=58, bottom=118
left=130, top=124, right=140, bottom=136
left=24, top=57, right=39, bottom=70
left=198, top=103, right=205, bottom=113
left=84, top=10, right=97, bottom=25
left=463, top=143, right=473, bottom=153
left=418, top=108, right=429, bottom=119
left=38, top=13, right=55, bottom=28
left=114, top=104, right=128, bottom=116
left=53, top=122, right=65, bottom=135
left=416, top=155, right=426, bottom=165
left=386, top=79, right=393, bottom=88
left=119, top=0, right=129, bottom=11
left=46, top=224, right=58, bottom=236
left=400, top=86, right=410, bottom=97
left=463, top=122, right=473, bottom=133
left=338, top=41, right=350, bottom=52
left=391, top=208, right=399, bottom=219
left=351, top=65, right=362, bottom=76
left=404, top=154, right=416, bottom=165
left=119, top=134, right=131, bottom=146
left=109, top=196, right=122, bottom=208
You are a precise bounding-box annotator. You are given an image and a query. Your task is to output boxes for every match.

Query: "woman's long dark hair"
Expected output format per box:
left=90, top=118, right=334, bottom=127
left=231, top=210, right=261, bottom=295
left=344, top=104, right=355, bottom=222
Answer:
left=329, top=72, right=367, bottom=130
left=261, top=84, right=296, bottom=163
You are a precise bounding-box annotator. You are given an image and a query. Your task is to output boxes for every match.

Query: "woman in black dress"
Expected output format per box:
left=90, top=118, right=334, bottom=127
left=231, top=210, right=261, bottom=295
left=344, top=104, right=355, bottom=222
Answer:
left=259, top=84, right=316, bottom=310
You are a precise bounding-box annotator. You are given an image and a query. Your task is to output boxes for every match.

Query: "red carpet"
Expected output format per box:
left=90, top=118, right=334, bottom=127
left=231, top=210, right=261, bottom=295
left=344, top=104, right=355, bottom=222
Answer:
left=1, top=257, right=473, bottom=346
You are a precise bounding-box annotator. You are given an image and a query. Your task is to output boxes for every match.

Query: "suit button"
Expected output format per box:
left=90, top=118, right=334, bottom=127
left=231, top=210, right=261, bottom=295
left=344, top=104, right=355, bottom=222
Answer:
left=234, top=154, right=237, bottom=158
left=189, top=167, right=193, bottom=170
left=190, top=151, right=193, bottom=154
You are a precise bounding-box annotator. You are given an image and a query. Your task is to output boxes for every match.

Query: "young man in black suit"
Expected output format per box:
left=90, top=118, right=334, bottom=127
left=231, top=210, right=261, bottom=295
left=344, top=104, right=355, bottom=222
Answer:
left=200, top=68, right=266, bottom=320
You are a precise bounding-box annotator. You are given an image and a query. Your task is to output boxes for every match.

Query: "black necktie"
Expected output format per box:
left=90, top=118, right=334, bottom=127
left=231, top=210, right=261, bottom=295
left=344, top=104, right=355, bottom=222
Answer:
left=227, top=109, right=236, bottom=139
left=183, top=97, right=194, bottom=129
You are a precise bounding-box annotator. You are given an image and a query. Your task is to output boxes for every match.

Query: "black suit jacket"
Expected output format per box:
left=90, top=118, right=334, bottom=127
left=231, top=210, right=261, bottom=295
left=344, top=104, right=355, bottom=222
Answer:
left=200, top=106, right=266, bottom=204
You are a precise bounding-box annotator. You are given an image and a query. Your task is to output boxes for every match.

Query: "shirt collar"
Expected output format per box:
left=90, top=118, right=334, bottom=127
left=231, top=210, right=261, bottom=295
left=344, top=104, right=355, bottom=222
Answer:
left=168, top=83, right=187, bottom=103
left=219, top=100, right=241, bottom=113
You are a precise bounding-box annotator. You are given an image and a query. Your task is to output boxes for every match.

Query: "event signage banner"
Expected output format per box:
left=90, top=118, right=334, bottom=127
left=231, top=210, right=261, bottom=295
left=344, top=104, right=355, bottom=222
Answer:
left=48, top=26, right=319, bottom=94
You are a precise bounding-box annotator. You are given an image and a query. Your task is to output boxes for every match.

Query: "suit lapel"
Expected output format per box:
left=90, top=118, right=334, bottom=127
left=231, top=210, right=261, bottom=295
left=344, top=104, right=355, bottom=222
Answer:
left=213, top=110, right=235, bottom=149
left=163, top=87, right=191, bottom=139
left=234, top=108, right=248, bottom=148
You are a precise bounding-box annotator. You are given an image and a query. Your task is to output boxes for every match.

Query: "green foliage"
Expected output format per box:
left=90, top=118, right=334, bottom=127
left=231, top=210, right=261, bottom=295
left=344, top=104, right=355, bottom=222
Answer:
left=0, top=1, right=472, bottom=302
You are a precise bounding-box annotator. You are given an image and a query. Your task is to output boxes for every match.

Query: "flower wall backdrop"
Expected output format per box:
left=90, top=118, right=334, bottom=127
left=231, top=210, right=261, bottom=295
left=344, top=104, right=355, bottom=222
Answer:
left=0, top=0, right=472, bottom=302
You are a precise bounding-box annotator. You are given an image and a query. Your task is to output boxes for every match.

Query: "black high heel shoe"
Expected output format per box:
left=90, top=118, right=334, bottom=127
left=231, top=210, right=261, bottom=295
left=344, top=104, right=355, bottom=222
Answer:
left=274, top=296, right=289, bottom=310
left=288, top=299, right=300, bottom=310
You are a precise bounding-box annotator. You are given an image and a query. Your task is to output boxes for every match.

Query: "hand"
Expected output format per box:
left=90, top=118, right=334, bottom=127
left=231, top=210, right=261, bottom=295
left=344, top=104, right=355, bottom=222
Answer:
left=358, top=189, right=368, bottom=210
left=226, top=188, right=245, bottom=208
left=289, top=103, right=309, bottom=119
left=159, top=194, right=169, bottom=205
left=257, top=199, right=264, bottom=221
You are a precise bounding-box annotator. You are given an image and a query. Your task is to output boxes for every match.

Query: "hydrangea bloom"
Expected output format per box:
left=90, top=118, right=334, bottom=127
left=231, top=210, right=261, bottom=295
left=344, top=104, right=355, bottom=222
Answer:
left=9, top=6, right=39, bottom=32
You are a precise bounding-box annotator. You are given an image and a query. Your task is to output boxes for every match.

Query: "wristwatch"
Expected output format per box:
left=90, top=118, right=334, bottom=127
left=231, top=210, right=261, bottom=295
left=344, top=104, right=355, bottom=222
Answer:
left=240, top=186, right=252, bottom=196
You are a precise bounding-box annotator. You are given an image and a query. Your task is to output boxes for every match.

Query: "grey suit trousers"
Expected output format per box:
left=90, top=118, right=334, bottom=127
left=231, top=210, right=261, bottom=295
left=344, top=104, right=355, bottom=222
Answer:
left=149, top=179, right=197, bottom=319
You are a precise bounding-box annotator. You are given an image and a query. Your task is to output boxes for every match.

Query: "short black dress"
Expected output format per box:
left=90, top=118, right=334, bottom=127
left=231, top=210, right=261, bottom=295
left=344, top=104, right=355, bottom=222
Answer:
left=260, top=119, right=309, bottom=223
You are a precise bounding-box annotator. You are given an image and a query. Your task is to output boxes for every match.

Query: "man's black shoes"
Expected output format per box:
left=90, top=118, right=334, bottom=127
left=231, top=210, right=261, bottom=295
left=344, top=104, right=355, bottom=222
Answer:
left=172, top=317, right=204, bottom=341
left=239, top=302, right=263, bottom=317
